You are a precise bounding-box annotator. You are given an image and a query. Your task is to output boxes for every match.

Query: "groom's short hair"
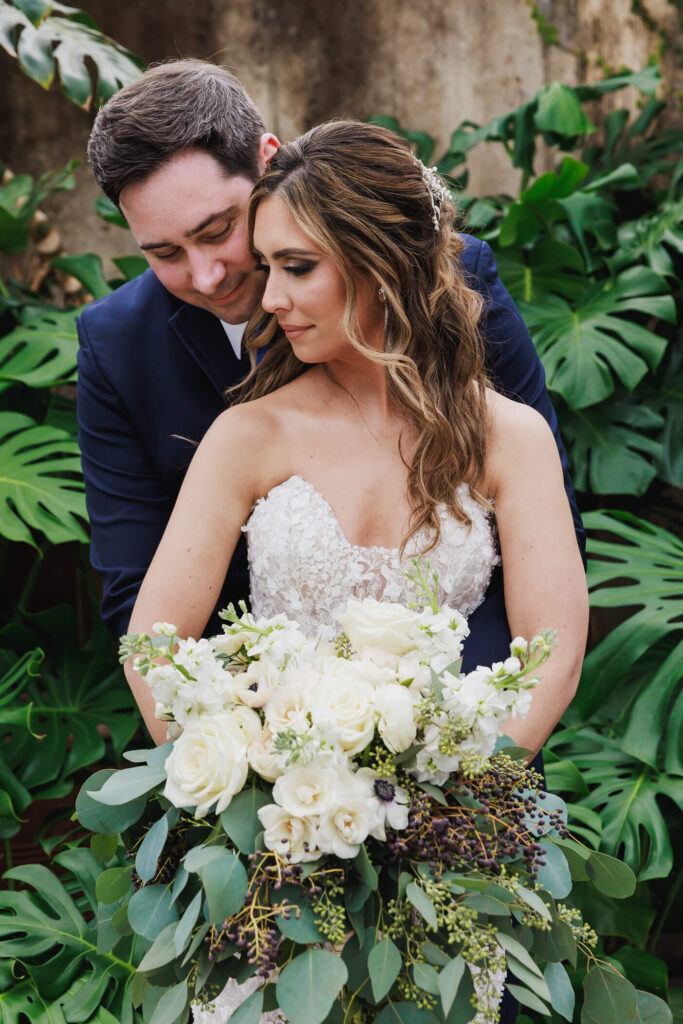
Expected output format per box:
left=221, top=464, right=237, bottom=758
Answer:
left=87, top=59, right=266, bottom=207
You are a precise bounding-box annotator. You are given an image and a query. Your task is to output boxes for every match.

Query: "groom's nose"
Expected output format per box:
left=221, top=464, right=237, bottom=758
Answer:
left=188, top=251, right=226, bottom=294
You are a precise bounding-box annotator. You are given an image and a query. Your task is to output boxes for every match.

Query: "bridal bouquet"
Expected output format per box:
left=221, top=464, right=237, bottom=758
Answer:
left=76, top=564, right=638, bottom=1024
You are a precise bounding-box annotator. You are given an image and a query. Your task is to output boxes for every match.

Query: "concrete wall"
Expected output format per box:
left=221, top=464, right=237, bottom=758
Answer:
left=1, top=0, right=680, bottom=263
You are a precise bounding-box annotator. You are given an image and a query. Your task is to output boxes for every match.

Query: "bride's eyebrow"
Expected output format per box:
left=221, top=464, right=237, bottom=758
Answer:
left=271, top=248, right=319, bottom=259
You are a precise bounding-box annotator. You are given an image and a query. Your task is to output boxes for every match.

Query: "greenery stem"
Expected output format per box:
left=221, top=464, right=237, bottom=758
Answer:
left=16, top=542, right=46, bottom=613
left=647, top=863, right=683, bottom=955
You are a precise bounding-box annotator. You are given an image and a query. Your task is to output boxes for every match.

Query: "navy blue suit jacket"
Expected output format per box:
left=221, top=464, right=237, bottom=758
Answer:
left=77, top=235, right=585, bottom=670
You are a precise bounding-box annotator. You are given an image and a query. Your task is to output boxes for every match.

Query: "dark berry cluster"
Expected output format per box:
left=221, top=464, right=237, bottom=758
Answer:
left=385, top=755, right=567, bottom=878
left=206, top=851, right=305, bottom=975
left=128, top=821, right=190, bottom=891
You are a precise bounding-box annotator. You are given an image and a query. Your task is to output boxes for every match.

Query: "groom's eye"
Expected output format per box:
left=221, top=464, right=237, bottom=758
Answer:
left=204, top=222, right=233, bottom=242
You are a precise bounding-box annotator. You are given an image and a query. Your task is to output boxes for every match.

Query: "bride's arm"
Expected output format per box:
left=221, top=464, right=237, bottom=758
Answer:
left=486, top=393, right=589, bottom=755
left=124, top=405, right=270, bottom=744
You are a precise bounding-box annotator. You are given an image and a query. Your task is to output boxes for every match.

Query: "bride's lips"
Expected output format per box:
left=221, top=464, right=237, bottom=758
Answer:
left=279, top=323, right=312, bottom=340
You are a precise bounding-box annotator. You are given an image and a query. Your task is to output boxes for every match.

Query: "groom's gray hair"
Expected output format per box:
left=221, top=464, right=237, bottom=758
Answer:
left=87, top=59, right=266, bottom=207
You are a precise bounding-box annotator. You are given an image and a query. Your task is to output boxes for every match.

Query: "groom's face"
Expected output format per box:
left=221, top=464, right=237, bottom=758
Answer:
left=119, top=146, right=274, bottom=324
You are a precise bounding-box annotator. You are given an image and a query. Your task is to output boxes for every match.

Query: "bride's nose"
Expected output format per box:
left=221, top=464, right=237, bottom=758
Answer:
left=261, top=270, right=291, bottom=313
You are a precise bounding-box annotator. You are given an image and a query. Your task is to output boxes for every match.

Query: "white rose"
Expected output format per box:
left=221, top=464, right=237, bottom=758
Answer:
left=338, top=598, right=425, bottom=656
left=163, top=714, right=248, bottom=817
left=229, top=704, right=262, bottom=746
left=273, top=762, right=340, bottom=817
left=318, top=787, right=379, bottom=858
left=258, top=804, right=320, bottom=863
left=313, top=678, right=376, bottom=756
left=373, top=685, right=417, bottom=753
left=247, top=726, right=283, bottom=782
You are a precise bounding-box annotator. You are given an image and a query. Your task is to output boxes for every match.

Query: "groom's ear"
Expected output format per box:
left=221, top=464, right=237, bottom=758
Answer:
left=257, top=133, right=281, bottom=174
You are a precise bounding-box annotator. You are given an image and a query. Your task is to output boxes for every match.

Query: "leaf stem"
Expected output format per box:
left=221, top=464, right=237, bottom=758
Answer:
left=647, top=862, right=683, bottom=955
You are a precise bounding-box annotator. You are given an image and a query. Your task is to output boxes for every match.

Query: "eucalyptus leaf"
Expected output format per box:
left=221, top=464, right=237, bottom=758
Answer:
left=544, top=961, right=575, bottom=1021
left=136, top=813, right=169, bottom=883
left=277, top=949, right=348, bottom=1024
left=438, top=955, right=466, bottom=1017
left=229, top=987, right=265, bottom=1024
left=76, top=769, right=148, bottom=834
left=635, top=990, right=673, bottom=1024
left=128, top=884, right=178, bottom=941
left=220, top=783, right=271, bottom=853
left=582, top=965, right=637, bottom=1024
left=368, top=937, right=401, bottom=1002
left=202, top=849, right=248, bottom=923
left=90, top=763, right=167, bottom=804
left=406, top=882, right=438, bottom=929
left=535, top=840, right=572, bottom=898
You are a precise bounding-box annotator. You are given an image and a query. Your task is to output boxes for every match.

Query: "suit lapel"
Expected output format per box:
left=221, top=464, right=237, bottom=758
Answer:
left=169, top=303, right=249, bottom=399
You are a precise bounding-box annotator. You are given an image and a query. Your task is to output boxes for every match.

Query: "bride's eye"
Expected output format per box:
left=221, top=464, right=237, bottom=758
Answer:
left=285, top=262, right=316, bottom=277
left=253, top=262, right=270, bottom=273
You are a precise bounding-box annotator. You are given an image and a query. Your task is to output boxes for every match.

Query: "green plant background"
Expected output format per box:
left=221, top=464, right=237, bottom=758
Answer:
left=0, top=1, right=681, bottom=1021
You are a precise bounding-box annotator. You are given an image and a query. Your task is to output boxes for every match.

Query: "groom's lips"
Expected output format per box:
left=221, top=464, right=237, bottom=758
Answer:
left=206, top=275, right=249, bottom=307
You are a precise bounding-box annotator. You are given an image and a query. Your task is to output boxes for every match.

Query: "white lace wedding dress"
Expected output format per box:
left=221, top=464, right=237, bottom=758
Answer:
left=192, top=475, right=500, bottom=1024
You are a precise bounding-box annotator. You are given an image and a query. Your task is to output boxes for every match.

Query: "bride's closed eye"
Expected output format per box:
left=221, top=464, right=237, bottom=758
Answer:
left=253, top=261, right=317, bottom=277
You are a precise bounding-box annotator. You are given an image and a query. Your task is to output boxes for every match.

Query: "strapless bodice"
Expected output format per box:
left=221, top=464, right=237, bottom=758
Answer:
left=242, top=475, right=499, bottom=637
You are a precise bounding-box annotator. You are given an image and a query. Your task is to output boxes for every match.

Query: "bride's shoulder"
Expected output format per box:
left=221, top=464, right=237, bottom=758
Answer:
left=484, top=388, right=560, bottom=491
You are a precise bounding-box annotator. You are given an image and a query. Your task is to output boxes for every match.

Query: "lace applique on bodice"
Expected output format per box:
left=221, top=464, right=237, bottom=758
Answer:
left=242, top=475, right=499, bottom=637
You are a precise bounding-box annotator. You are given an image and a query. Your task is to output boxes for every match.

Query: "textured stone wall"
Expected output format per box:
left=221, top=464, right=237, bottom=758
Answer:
left=1, top=0, right=680, bottom=262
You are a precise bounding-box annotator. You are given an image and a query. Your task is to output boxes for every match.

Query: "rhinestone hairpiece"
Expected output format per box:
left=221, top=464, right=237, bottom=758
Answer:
left=414, top=157, right=451, bottom=231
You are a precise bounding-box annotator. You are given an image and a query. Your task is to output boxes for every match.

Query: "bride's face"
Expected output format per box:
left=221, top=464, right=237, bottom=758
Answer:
left=252, top=195, right=384, bottom=363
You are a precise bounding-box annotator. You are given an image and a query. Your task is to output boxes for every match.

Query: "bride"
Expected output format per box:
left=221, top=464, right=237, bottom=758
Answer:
left=125, top=119, right=587, bottom=754
left=123, top=120, right=588, bottom=1022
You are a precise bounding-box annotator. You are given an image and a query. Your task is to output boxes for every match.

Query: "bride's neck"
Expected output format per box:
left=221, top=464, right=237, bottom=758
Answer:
left=321, top=357, right=394, bottom=418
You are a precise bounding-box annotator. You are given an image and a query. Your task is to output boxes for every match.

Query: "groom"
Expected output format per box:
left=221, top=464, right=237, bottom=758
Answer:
left=78, top=59, right=585, bottom=667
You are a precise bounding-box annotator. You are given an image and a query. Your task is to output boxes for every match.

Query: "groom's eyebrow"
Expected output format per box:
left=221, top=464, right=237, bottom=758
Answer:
left=140, top=205, right=240, bottom=250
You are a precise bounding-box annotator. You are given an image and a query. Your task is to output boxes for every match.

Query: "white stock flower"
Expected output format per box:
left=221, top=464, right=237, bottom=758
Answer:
left=163, top=714, right=248, bottom=817
left=152, top=621, right=177, bottom=637
left=373, top=685, right=417, bottom=753
left=258, top=804, right=320, bottom=863
left=338, top=599, right=425, bottom=657
left=273, top=762, right=340, bottom=818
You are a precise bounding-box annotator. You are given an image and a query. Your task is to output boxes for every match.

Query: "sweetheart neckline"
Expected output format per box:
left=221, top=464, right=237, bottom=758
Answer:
left=252, top=474, right=480, bottom=556
left=255, top=475, right=403, bottom=554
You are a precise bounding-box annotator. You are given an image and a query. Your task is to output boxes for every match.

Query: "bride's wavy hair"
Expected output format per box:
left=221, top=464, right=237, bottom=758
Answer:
left=238, top=119, right=490, bottom=553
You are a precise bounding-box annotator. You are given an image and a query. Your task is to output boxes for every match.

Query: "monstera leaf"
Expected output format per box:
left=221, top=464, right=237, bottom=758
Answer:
left=0, top=411, right=86, bottom=546
left=0, top=853, right=141, bottom=1022
left=0, top=307, right=80, bottom=392
left=576, top=512, right=683, bottom=722
left=0, top=605, right=139, bottom=798
left=520, top=266, right=673, bottom=408
left=548, top=727, right=683, bottom=881
left=558, top=395, right=663, bottom=495
left=0, top=0, right=143, bottom=107
left=615, top=196, right=683, bottom=278
left=495, top=237, right=586, bottom=303
left=641, top=341, right=683, bottom=488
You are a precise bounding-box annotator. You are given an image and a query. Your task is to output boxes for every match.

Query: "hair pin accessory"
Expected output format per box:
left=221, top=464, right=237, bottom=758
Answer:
left=414, top=157, right=451, bottom=231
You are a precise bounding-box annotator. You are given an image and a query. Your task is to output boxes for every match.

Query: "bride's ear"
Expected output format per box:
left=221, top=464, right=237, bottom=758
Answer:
left=258, top=134, right=281, bottom=174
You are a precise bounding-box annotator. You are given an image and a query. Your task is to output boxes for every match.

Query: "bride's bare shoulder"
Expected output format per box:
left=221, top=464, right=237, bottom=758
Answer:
left=484, top=388, right=559, bottom=491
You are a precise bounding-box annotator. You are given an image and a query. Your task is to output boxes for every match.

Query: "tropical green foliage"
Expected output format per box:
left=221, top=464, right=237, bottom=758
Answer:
left=0, top=18, right=681, bottom=1020
left=373, top=65, right=682, bottom=1022
left=0, top=0, right=143, bottom=107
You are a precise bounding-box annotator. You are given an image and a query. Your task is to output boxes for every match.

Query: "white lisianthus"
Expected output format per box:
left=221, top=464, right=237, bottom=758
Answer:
left=163, top=714, right=248, bottom=817
left=373, top=685, right=417, bottom=753
left=313, top=678, right=376, bottom=756
left=272, top=762, right=340, bottom=818
left=510, top=636, right=528, bottom=658
left=265, top=682, right=312, bottom=734
left=338, top=598, right=425, bottom=657
left=258, top=804, right=320, bottom=863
